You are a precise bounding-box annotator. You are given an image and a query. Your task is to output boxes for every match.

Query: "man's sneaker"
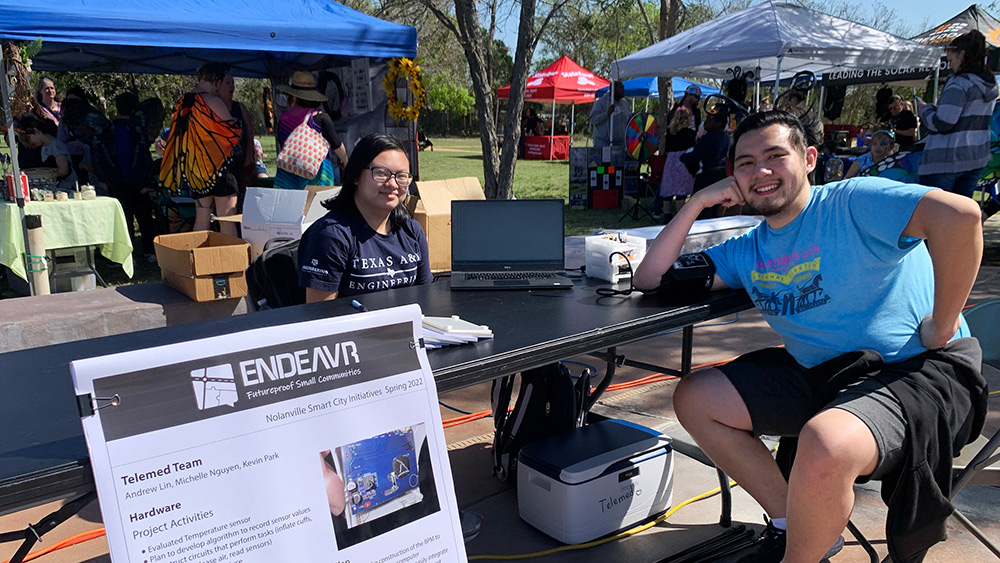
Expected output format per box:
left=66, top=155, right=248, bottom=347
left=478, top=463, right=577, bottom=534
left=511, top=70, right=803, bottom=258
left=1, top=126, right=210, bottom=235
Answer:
left=736, top=520, right=785, bottom=563
left=736, top=520, right=845, bottom=562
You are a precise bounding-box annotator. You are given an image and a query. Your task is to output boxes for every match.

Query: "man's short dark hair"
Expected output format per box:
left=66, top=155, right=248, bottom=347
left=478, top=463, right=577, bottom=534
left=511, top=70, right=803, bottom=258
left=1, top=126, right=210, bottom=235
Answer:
left=730, top=110, right=808, bottom=161
left=889, top=94, right=903, bottom=103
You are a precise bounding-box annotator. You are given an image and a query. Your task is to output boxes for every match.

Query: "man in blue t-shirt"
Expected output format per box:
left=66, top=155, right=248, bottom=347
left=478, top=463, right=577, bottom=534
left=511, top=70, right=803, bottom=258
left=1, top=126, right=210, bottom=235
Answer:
left=634, top=111, right=985, bottom=563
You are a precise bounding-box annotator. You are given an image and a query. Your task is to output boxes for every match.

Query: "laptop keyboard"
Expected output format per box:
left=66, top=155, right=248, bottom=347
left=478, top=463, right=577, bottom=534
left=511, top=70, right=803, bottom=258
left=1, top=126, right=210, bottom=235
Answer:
left=466, top=272, right=558, bottom=281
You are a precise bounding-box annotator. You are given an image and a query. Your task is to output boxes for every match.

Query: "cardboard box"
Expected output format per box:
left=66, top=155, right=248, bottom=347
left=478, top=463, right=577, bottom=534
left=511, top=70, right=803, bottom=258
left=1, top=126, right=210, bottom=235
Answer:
left=405, top=177, right=485, bottom=271
left=154, top=231, right=251, bottom=301
left=241, top=185, right=340, bottom=259
left=161, top=269, right=249, bottom=301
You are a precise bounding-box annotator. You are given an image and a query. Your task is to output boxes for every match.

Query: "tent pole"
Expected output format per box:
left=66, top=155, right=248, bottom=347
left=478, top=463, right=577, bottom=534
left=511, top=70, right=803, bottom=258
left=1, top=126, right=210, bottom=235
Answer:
left=933, top=65, right=940, bottom=104
left=550, top=99, right=555, bottom=160
left=817, top=85, right=825, bottom=121
left=754, top=66, right=761, bottom=110
left=0, top=43, right=36, bottom=296
left=571, top=103, right=576, bottom=143
left=773, top=57, right=783, bottom=104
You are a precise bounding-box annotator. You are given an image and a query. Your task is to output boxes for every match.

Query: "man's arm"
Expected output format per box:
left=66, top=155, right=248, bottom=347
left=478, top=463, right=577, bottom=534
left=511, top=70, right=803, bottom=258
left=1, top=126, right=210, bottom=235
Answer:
left=902, top=189, right=983, bottom=348
left=633, top=176, right=744, bottom=291
left=589, top=96, right=610, bottom=127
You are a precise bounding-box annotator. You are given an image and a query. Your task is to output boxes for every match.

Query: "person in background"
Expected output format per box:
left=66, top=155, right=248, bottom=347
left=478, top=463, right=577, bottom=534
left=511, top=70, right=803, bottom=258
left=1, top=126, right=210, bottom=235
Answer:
left=261, top=86, right=274, bottom=133
left=903, top=100, right=919, bottom=134
left=253, top=139, right=268, bottom=178
left=297, top=133, right=431, bottom=302
left=274, top=71, right=348, bottom=190
left=844, top=130, right=895, bottom=179
left=14, top=112, right=78, bottom=191
left=885, top=95, right=918, bottom=150
left=856, top=122, right=876, bottom=148
left=56, top=86, right=99, bottom=185
left=101, top=92, right=162, bottom=260
left=523, top=108, right=541, bottom=137
left=590, top=81, right=629, bottom=148
left=159, top=62, right=241, bottom=236
left=219, top=72, right=257, bottom=193
left=674, top=84, right=703, bottom=134
left=634, top=110, right=984, bottom=563
left=651, top=105, right=697, bottom=220
left=681, top=111, right=730, bottom=218
left=33, top=76, right=61, bottom=126
left=918, top=29, right=999, bottom=199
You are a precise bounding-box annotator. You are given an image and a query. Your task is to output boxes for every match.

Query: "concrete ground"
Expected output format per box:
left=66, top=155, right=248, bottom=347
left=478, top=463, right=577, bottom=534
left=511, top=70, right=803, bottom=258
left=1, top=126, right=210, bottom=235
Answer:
left=2, top=221, right=999, bottom=563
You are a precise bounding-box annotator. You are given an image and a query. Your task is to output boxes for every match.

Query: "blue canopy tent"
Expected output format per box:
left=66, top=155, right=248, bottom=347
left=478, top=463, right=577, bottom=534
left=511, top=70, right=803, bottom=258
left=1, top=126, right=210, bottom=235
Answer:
left=596, top=77, right=720, bottom=99
left=0, top=0, right=416, bottom=77
left=0, top=0, right=417, bottom=295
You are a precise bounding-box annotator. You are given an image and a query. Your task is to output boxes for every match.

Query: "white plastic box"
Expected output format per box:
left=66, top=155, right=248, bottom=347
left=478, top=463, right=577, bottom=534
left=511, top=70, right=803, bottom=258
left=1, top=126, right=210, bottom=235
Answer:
left=585, top=234, right=646, bottom=284
left=517, top=419, right=673, bottom=544
left=241, top=186, right=340, bottom=260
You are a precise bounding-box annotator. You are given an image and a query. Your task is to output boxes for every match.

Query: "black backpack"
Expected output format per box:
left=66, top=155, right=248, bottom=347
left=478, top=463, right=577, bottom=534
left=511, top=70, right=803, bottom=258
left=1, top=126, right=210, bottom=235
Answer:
left=246, top=237, right=306, bottom=310
left=490, top=363, right=593, bottom=481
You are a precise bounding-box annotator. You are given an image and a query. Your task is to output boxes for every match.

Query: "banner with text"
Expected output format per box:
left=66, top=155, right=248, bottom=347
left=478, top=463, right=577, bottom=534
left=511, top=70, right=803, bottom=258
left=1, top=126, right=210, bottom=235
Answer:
left=72, top=304, right=466, bottom=563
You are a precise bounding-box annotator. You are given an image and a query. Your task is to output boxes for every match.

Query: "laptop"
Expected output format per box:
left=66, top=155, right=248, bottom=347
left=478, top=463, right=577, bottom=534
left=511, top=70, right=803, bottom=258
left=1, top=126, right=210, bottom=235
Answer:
left=450, top=199, right=574, bottom=290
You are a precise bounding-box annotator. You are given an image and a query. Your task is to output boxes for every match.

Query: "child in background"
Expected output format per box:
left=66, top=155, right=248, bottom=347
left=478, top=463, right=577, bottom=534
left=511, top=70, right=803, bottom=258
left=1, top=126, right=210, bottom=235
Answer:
left=253, top=139, right=268, bottom=178
left=681, top=112, right=731, bottom=219
left=845, top=129, right=895, bottom=178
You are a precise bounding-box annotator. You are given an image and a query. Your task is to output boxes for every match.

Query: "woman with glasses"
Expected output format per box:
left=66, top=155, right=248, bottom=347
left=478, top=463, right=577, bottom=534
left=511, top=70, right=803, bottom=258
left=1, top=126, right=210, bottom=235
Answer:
left=917, top=30, right=999, bottom=198
left=298, top=133, right=431, bottom=303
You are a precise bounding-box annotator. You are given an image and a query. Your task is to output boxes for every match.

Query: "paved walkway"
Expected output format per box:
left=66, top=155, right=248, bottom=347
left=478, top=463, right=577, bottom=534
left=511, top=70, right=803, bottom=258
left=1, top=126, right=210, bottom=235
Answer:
left=2, top=227, right=998, bottom=562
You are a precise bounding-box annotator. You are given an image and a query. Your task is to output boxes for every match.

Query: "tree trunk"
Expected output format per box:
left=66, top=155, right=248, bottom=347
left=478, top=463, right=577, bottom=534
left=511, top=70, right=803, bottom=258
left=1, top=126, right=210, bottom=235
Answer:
left=454, top=0, right=504, bottom=197
left=656, top=0, right=680, bottom=147
left=420, top=0, right=562, bottom=199
left=494, top=0, right=540, bottom=199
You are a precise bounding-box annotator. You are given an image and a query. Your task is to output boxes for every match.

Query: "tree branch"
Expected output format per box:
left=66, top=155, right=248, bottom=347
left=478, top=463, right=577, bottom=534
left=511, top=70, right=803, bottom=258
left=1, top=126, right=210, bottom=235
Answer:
left=636, top=0, right=656, bottom=44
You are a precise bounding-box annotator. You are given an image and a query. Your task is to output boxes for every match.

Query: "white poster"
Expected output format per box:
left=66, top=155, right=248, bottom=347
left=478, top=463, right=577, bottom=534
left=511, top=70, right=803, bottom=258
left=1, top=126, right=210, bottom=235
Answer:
left=351, top=57, right=373, bottom=115
left=72, top=304, right=466, bottom=563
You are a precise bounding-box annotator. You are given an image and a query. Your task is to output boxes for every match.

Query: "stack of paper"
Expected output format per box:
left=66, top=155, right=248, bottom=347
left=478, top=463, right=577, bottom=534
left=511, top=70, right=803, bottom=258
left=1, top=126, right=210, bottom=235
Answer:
left=422, top=315, right=493, bottom=349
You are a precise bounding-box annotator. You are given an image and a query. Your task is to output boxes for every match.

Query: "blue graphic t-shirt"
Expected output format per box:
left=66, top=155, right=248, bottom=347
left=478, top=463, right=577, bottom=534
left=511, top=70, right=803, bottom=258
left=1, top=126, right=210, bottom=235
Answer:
left=298, top=207, right=432, bottom=297
left=704, top=177, right=969, bottom=367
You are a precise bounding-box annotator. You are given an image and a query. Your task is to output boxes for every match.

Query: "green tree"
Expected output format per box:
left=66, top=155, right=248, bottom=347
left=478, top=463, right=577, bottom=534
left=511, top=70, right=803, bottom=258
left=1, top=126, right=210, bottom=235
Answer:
left=416, top=0, right=571, bottom=199
left=424, top=74, right=476, bottom=135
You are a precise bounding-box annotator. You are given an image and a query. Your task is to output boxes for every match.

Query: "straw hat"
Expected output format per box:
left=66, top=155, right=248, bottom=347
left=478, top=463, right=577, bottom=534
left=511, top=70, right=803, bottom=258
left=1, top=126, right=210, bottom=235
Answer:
left=275, top=71, right=327, bottom=102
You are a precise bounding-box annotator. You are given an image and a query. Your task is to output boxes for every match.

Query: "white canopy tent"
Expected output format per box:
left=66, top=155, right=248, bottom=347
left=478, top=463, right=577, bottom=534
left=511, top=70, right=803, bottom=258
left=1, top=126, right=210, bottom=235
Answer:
left=611, top=0, right=943, bottom=105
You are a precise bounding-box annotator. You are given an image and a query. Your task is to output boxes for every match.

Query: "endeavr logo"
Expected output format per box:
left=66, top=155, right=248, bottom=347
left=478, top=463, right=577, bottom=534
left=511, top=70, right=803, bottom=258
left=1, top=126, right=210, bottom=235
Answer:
left=190, top=364, right=239, bottom=410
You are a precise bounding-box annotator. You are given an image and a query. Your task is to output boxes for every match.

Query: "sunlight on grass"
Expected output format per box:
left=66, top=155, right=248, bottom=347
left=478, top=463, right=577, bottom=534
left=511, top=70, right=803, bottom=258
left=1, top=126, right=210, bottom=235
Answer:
left=416, top=137, right=661, bottom=236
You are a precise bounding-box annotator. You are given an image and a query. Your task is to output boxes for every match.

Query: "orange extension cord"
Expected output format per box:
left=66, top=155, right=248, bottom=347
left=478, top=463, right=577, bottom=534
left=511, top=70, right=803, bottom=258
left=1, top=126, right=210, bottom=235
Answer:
left=2, top=527, right=106, bottom=563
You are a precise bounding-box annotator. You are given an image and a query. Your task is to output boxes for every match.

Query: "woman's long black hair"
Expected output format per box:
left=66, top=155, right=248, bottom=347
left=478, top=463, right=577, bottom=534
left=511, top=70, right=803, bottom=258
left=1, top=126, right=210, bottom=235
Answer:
left=322, top=133, right=412, bottom=230
left=951, top=30, right=993, bottom=83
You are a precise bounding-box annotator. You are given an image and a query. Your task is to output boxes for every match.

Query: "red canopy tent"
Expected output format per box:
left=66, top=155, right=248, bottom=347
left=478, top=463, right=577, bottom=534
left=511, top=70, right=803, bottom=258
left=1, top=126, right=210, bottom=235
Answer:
left=498, top=55, right=609, bottom=159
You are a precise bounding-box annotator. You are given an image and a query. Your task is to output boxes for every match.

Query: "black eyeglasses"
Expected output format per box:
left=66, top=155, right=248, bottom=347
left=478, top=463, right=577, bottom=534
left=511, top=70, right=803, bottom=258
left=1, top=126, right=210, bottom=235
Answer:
left=366, top=166, right=413, bottom=187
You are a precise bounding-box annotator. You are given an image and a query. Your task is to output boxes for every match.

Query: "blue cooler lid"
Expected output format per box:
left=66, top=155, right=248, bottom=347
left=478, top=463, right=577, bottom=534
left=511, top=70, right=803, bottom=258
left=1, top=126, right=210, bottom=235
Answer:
left=518, top=419, right=670, bottom=484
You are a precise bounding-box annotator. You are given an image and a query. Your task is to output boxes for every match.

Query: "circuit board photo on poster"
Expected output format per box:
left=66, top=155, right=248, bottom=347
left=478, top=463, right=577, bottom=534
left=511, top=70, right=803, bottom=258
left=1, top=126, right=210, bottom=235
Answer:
left=334, top=425, right=424, bottom=528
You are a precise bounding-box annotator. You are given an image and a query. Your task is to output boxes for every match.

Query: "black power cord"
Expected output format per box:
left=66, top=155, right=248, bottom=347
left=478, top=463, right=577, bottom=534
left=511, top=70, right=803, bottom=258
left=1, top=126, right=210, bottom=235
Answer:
left=595, top=251, right=639, bottom=296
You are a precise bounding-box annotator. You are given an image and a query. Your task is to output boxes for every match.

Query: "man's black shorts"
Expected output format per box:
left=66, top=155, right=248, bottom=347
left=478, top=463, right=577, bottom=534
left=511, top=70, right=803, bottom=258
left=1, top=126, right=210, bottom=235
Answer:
left=715, top=341, right=980, bottom=480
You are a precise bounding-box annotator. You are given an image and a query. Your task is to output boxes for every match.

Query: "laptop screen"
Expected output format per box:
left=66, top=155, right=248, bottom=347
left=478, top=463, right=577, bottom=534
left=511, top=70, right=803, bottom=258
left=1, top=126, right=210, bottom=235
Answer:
left=451, top=199, right=565, bottom=271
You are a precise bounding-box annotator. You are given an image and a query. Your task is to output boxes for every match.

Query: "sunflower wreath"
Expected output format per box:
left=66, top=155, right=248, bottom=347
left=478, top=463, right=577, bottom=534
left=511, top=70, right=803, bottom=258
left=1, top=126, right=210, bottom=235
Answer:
left=383, top=58, right=426, bottom=122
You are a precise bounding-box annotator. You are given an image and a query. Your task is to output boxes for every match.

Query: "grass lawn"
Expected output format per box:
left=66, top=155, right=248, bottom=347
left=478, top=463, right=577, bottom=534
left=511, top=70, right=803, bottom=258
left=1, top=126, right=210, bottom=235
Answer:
left=0, top=135, right=662, bottom=297
left=417, top=137, right=662, bottom=236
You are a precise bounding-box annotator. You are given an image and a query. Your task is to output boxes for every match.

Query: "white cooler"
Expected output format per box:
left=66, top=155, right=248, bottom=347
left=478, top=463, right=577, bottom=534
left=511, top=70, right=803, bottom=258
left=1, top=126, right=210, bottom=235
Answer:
left=517, top=419, right=673, bottom=544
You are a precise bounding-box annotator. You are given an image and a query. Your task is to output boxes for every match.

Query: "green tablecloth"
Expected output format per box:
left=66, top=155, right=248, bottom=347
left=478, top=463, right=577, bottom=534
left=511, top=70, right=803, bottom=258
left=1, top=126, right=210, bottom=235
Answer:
left=1, top=197, right=134, bottom=281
